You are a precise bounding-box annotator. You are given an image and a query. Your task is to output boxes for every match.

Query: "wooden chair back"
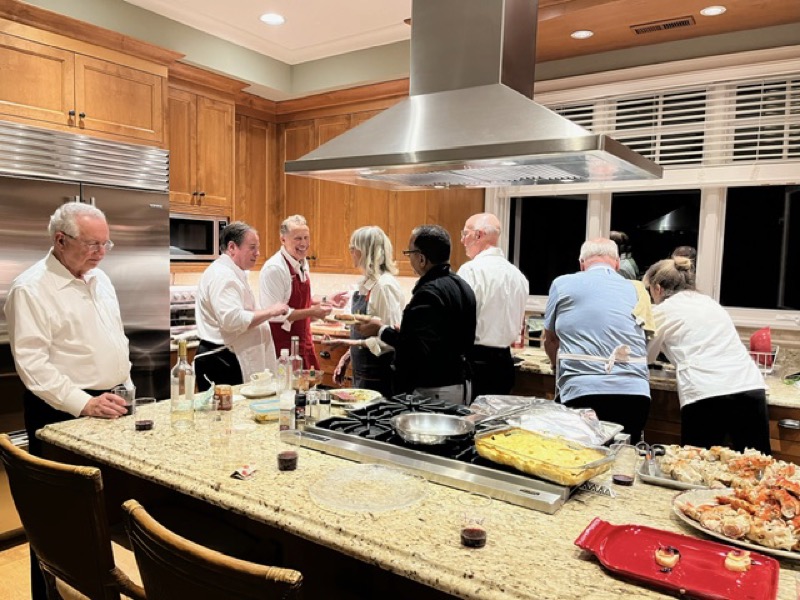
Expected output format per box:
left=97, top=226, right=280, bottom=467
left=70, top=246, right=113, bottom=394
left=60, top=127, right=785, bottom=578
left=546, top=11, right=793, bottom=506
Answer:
left=0, top=434, right=143, bottom=600
left=123, top=499, right=303, bottom=599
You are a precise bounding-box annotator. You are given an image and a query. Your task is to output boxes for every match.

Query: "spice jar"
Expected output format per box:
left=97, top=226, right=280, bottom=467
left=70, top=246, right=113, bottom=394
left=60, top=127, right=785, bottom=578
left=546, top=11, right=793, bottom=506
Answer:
left=214, top=384, right=233, bottom=411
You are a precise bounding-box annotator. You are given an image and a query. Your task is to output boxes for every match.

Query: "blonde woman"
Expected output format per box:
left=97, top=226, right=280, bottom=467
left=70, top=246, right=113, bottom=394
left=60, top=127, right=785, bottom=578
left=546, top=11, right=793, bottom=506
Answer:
left=331, top=226, right=404, bottom=398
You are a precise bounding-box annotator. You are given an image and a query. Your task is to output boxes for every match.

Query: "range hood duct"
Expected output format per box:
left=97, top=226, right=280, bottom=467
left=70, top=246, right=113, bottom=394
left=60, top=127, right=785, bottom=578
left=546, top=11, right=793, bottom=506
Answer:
left=285, top=0, right=663, bottom=190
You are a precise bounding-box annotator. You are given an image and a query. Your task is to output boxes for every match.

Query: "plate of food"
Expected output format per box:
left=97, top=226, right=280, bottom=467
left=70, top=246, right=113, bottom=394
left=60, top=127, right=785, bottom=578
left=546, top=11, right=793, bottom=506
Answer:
left=330, top=388, right=382, bottom=405
left=673, top=488, right=800, bottom=561
left=326, top=313, right=375, bottom=326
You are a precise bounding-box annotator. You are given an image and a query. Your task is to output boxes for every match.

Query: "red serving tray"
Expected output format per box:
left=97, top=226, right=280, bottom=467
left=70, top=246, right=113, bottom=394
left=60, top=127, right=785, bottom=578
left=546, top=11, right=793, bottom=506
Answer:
left=575, top=518, right=779, bottom=600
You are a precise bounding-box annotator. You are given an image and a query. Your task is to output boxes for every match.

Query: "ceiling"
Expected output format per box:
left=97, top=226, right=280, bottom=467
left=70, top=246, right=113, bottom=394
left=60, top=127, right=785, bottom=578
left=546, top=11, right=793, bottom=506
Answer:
left=123, top=0, right=800, bottom=66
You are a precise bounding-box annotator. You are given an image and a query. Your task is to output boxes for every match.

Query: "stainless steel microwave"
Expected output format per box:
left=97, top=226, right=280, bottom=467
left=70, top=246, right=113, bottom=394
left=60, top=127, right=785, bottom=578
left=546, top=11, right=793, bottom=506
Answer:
left=169, top=214, right=228, bottom=261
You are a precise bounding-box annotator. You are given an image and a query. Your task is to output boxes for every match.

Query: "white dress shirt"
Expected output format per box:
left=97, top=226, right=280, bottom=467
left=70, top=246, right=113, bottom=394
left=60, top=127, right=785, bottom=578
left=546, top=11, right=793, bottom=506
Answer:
left=458, top=247, right=529, bottom=348
left=4, top=250, right=131, bottom=416
left=647, top=291, right=765, bottom=408
left=352, top=272, right=404, bottom=327
left=196, top=254, right=256, bottom=345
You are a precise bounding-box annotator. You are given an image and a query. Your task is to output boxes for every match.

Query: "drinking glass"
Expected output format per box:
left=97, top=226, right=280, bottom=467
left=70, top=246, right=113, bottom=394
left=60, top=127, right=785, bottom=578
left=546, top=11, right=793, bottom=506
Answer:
left=459, top=493, right=491, bottom=548
left=111, top=385, right=136, bottom=416
left=133, top=397, right=156, bottom=431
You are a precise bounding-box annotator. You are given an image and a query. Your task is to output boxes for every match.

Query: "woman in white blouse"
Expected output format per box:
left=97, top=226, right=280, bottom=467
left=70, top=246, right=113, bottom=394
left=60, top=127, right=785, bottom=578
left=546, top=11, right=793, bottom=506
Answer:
left=644, top=256, right=770, bottom=453
left=333, top=226, right=404, bottom=398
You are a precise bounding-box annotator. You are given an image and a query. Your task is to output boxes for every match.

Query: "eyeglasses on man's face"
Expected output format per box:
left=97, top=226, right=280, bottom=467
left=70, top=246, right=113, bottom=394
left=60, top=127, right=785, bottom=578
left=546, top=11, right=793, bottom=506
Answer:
left=402, top=249, right=422, bottom=257
left=460, top=228, right=476, bottom=239
left=62, top=232, right=114, bottom=253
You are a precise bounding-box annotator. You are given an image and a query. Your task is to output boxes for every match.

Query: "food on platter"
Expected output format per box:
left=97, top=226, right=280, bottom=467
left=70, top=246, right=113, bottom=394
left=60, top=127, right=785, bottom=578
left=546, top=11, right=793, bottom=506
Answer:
left=330, top=388, right=382, bottom=403
left=474, top=428, right=613, bottom=486
left=675, top=483, right=800, bottom=555
left=656, top=445, right=778, bottom=489
left=724, top=549, right=752, bottom=572
left=654, top=546, right=681, bottom=568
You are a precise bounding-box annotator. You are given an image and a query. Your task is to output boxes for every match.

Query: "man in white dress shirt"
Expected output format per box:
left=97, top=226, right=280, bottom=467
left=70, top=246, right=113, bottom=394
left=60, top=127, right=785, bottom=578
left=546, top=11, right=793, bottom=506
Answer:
left=194, top=222, right=288, bottom=391
left=4, top=202, right=130, bottom=599
left=457, top=213, right=529, bottom=399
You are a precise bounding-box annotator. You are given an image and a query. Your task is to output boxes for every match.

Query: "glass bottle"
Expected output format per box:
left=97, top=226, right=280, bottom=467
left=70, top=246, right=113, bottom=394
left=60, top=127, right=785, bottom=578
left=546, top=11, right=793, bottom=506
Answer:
left=170, top=339, right=195, bottom=430
left=276, top=348, right=291, bottom=392
left=289, top=335, right=303, bottom=390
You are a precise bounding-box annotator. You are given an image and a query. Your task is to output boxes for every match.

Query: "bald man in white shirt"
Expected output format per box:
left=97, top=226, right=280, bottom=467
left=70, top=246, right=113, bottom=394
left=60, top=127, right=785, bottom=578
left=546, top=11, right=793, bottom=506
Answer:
left=457, top=213, right=529, bottom=400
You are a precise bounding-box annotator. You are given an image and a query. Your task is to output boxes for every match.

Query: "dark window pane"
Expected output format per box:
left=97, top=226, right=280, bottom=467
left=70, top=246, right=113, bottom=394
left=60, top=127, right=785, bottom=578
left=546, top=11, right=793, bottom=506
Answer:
left=615, top=97, right=657, bottom=130
left=720, top=186, right=800, bottom=310
left=610, top=190, right=701, bottom=277
left=662, top=92, right=706, bottom=125
left=509, top=196, right=587, bottom=296
left=660, top=132, right=704, bottom=164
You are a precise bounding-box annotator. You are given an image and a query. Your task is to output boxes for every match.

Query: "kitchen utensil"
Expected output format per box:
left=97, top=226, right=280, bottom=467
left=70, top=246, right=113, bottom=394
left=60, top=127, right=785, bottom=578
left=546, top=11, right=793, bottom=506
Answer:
left=390, top=413, right=474, bottom=445
left=634, top=441, right=665, bottom=477
left=575, top=517, right=779, bottom=600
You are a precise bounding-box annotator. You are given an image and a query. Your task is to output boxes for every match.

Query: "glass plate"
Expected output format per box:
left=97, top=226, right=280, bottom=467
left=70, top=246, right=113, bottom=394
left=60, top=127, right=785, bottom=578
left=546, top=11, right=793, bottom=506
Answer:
left=673, top=488, right=800, bottom=561
left=309, top=463, right=427, bottom=514
left=329, top=388, right=382, bottom=405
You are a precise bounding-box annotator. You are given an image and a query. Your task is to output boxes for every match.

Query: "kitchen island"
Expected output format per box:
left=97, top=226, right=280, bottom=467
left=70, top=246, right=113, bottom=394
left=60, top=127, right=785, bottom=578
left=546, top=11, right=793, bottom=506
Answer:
left=38, top=400, right=800, bottom=599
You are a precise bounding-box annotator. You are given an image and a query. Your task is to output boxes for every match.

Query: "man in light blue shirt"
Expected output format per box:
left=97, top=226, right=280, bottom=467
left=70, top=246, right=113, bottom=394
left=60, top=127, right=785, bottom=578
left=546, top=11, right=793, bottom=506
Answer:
left=543, top=238, right=650, bottom=443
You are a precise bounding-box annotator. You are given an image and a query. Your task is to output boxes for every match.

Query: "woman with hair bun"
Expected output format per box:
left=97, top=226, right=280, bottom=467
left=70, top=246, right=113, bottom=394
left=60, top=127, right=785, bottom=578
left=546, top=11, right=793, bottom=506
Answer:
left=644, top=257, right=770, bottom=453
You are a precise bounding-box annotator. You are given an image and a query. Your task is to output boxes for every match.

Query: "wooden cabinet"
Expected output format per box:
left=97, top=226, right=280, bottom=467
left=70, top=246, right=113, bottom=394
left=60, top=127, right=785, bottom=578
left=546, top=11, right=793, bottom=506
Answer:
left=235, top=114, right=279, bottom=266
left=0, top=29, right=166, bottom=144
left=168, top=87, right=234, bottom=213
left=314, top=341, right=352, bottom=388
left=768, top=405, right=800, bottom=464
left=280, top=110, right=485, bottom=275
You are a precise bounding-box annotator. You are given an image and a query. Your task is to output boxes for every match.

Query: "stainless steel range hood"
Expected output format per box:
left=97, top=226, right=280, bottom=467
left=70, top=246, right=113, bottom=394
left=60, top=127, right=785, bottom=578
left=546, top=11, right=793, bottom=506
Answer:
left=285, top=0, right=663, bottom=190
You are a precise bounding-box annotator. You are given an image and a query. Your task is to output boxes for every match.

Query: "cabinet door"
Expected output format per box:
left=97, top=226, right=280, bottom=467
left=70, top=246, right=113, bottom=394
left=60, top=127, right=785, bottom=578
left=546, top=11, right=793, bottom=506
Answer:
left=235, top=114, right=271, bottom=265
left=0, top=32, right=74, bottom=125
left=392, top=191, right=429, bottom=277
left=314, top=115, right=352, bottom=272
left=282, top=120, right=316, bottom=252
left=428, top=188, right=485, bottom=271
left=167, top=88, right=197, bottom=208
left=195, top=96, right=234, bottom=211
left=74, top=54, right=164, bottom=143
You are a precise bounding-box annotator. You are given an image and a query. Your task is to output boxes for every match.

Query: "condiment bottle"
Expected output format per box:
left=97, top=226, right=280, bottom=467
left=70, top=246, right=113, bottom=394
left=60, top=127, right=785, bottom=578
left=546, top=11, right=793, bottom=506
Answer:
left=170, top=339, right=195, bottom=430
left=289, top=336, right=303, bottom=389
left=214, top=384, right=233, bottom=411
left=294, top=391, right=307, bottom=424
left=276, top=348, right=291, bottom=392
left=317, top=391, right=331, bottom=421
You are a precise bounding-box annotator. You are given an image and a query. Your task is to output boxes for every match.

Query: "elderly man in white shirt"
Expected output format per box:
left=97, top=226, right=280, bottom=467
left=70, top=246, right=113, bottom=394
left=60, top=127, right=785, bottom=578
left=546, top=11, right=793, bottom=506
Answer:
left=194, top=222, right=288, bottom=391
left=457, top=213, right=529, bottom=399
left=259, top=215, right=346, bottom=370
left=4, top=202, right=133, bottom=599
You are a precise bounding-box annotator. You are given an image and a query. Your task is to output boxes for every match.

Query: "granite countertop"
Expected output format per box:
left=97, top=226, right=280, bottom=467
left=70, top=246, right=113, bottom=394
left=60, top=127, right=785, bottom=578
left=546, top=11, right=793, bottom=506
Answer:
left=38, top=401, right=800, bottom=600
left=514, top=347, right=800, bottom=409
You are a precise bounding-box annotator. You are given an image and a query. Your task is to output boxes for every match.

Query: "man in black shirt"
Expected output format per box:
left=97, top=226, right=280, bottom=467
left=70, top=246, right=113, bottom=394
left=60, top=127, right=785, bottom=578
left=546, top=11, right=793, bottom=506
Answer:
left=356, top=225, right=476, bottom=404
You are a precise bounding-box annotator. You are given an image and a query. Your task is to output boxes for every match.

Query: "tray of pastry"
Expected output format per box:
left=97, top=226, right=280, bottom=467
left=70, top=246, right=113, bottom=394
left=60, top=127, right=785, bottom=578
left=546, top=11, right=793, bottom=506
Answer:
left=474, top=428, right=614, bottom=486
left=575, top=517, right=779, bottom=600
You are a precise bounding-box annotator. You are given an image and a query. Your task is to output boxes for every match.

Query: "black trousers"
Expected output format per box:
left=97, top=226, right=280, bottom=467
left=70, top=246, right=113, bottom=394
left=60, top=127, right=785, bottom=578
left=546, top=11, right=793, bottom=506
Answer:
left=681, top=388, right=771, bottom=454
left=467, top=345, right=515, bottom=401
left=563, top=393, right=651, bottom=444
left=194, top=341, right=242, bottom=392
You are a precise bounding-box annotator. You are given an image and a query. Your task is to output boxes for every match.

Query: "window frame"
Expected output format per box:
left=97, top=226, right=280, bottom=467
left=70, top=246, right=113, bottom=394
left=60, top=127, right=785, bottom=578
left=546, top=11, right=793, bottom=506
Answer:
left=489, top=46, right=800, bottom=331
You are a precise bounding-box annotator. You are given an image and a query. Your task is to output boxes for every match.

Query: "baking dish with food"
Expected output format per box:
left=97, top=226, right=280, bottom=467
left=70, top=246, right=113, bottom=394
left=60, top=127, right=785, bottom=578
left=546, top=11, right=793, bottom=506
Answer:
left=474, top=427, right=615, bottom=486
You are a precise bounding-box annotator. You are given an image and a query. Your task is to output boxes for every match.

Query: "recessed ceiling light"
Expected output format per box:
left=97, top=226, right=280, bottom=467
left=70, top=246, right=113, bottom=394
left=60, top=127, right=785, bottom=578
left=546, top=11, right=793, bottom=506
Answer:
left=260, top=13, right=285, bottom=26
left=570, top=30, right=594, bottom=40
left=700, top=5, right=727, bottom=16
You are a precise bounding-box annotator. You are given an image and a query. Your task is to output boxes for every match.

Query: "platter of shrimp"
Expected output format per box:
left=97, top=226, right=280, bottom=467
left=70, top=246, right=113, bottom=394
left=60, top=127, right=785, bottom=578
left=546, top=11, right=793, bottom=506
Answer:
left=673, top=462, right=800, bottom=560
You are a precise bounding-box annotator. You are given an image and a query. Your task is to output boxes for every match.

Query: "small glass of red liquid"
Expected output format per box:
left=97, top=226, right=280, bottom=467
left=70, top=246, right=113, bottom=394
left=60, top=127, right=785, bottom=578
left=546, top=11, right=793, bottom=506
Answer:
left=459, top=493, right=491, bottom=548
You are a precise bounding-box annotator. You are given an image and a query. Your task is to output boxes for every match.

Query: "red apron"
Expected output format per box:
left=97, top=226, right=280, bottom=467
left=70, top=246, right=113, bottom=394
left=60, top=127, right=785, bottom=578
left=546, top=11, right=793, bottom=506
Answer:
left=269, top=255, right=320, bottom=370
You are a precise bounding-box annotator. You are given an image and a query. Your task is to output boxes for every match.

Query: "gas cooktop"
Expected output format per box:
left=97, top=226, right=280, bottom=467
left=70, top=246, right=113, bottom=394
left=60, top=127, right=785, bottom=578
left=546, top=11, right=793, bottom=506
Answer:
left=285, top=393, right=571, bottom=513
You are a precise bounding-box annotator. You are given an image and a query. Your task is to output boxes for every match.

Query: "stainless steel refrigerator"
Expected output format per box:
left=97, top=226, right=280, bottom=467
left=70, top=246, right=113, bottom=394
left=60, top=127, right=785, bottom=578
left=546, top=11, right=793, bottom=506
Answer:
left=0, top=120, right=170, bottom=539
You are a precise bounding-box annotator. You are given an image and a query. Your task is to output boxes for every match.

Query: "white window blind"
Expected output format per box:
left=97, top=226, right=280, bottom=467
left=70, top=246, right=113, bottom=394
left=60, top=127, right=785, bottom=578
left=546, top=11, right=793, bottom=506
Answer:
left=551, top=76, right=800, bottom=167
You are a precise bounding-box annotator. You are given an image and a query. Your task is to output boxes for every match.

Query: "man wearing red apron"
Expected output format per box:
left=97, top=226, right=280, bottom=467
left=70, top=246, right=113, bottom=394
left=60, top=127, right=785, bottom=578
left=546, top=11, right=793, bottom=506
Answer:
left=259, top=215, right=347, bottom=369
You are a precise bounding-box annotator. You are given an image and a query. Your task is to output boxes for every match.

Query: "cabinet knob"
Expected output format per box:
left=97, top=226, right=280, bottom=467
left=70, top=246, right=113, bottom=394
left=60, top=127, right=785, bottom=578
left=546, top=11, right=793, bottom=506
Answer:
left=198, top=192, right=206, bottom=197
left=308, top=255, right=317, bottom=261
left=778, top=419, right=800, bottom=430
left=320, top=351, right=331, bottom=359
left=79, top=112, right=86, bottom=119
left=68, top=110, right=76, bottom=117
